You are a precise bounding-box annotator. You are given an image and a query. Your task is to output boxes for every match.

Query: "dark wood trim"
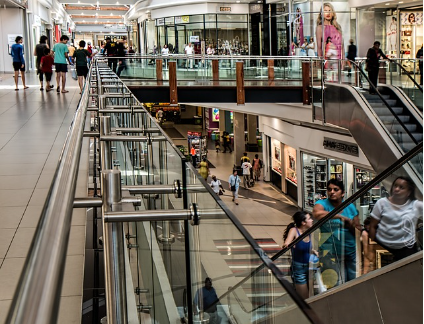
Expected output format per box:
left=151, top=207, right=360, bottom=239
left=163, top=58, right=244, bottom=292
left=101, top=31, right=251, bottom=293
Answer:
left=169, top=61, right=178, bottom=104
left=302, top=61, right=311, bottom=105
left=236, top=61, right=245, bottom=105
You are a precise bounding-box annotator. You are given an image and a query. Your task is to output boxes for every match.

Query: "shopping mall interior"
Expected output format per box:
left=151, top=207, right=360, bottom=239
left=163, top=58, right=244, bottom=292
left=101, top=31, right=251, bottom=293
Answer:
left=0, top=0, right=423, bottom=323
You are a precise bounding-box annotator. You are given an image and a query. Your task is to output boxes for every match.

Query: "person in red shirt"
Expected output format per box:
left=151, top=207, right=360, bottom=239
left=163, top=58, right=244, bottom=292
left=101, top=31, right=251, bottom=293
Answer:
left=40, top=48, right=55, bottom=91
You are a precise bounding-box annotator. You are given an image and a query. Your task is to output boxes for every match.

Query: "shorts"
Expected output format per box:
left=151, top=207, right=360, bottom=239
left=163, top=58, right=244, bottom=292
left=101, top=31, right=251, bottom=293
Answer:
left=292, top=261, right=309, bottom=284
left=55, top=63, right=68, bottom=73
left=13, top=62, right=25, bottom=71
left=76, top=66, right=88, bottom=77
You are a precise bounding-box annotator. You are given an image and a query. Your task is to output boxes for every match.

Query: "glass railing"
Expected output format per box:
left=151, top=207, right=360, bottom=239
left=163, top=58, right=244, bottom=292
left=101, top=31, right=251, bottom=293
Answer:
left=355, top=58, right=423, bottom=110
left=108, top=55, right=308, bottom=83
left=271, top=142, right=422, bottom=299
left=96, top=60, right=321, bottom=323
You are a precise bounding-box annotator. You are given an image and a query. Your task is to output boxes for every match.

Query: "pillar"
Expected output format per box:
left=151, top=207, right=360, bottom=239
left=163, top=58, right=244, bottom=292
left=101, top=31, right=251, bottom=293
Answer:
left=218, top=109, right=226, bottom=143
left=233, top=112, right=245, bottom=164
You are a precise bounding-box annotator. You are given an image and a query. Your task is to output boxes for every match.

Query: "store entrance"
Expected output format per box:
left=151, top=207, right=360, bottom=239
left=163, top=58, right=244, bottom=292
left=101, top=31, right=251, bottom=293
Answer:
left=165, top=25, right=187, bottom=54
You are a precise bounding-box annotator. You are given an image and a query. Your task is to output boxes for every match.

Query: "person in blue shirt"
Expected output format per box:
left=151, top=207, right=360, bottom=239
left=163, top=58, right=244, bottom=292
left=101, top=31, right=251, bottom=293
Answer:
left=313, top=179, right=360, bottom=285
left=228, top=169, right=241, bottom=205
left=11, top=36, right=28, bottom=90
left=52, top=35, right=70, bottom=93
left=193, top=278, right=221, bottom=324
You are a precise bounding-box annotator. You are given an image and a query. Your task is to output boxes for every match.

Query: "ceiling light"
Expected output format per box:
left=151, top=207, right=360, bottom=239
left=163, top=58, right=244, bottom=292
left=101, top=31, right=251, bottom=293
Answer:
left=83, top=20, right=85, bottom=22
left=116, top=1, right=119, bottom=4
left=77, top=0, right=80, bottom=3
left=95, top=12, right=98, bottom=16
left=95, top=20, right=98, bottom=22
left=110, top=12, right=113, bottom=15
left=385, top=2, right=390, bottom=4
left=236, top=0, right=240, bottom=2
left=81, top=12, right=83, bottom=14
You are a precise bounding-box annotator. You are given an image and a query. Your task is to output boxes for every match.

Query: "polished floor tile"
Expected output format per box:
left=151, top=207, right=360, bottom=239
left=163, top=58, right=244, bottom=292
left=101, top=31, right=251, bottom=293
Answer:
left=0, top=207, right=26, bottom=229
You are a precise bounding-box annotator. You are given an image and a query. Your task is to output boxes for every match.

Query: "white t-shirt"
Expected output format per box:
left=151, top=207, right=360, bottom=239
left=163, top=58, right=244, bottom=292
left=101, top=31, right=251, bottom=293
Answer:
left=242, top=162, right=252, bottom=175
left=207, top=47, right=214, bottom=55
left=185, top=45, right=194, bottom=55
left=371, top=198, right=423, bottom=249
left=161, top=47, right=169, bottom=55
left=210, top=179, right=221, bottom=194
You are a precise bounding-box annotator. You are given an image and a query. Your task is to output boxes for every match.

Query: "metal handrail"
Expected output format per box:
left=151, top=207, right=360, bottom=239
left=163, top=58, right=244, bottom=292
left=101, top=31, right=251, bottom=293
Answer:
left=271, top=141, right=423, bottom=262
left=6, top=64, right=92, bottom=323
left=355, top=57, right=422, bottom=92
left=345, top=59, right=419, bottom=146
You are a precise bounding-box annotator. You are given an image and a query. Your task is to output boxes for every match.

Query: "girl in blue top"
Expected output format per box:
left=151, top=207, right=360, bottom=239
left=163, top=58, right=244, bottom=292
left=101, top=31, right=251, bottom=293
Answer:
left=11, top=36, right=28, bottom=90
left=283, top=211, right=316, bottom=299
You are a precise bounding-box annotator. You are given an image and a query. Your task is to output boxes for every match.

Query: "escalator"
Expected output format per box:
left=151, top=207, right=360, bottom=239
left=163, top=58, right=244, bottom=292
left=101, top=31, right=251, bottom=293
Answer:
left=221, top=143, right=422, bottom=324
left=324, top=82, right=423, bottom=187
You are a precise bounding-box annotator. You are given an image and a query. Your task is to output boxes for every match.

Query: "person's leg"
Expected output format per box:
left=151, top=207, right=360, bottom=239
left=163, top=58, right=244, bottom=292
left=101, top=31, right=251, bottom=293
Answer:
left=344, top=249, right=357, bottom=282
left=56, top=69, right=61, bottom=92
left=39, top=70, right=44, bottom=89
left=234, top=189, right=239, bottom=205
left=45, top=72, right=52, bottom=90
left=14, top=70, right=19, bottom=89
left=368, top=69, right=378, bottom=93
left=78, top=76, right=83, bottom=92
left=61, top=72, right=67, bottom=92
left=21, top=69, right=27, bottom=88
left=243, top=175, right=247, bottom=188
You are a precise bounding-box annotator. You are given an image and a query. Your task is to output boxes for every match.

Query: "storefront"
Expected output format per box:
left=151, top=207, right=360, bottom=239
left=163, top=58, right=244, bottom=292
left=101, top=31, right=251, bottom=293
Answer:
left=270, top=139, right=298, bottom=200
left=153, top=14, right=249, bottom=55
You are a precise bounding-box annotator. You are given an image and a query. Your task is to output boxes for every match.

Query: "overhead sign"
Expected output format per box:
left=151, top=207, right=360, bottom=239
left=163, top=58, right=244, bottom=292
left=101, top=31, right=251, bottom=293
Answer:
left=323, top=138, right=359, bottom=157
left=175, top=16, right=189, bottom=24
left=156, top=18, right=164, bottom=26
left=219, top=6, right=231, bottom=12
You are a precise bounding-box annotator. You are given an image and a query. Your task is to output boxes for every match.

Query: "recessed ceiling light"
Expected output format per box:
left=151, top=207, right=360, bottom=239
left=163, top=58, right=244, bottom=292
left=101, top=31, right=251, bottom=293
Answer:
left=110, top=12, right=113, bottom=15
left=83, top=20, right=85, bottom=22
left=385, top=2, right=390, bottom=5
left=81, top=12, right=83, bottom=14
left=236, top=0, right=240, bottom=2
left=77, top=0, right=80, bottom=3
left=95, top=20, right=98, bottom=22
left=116, top=1, right=119, bottom=4
left=95, top=12, right=98, bottom=16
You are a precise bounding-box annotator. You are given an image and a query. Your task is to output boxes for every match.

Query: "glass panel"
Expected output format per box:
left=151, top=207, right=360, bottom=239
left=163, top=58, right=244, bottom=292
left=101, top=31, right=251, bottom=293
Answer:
left=275, top=146, right=423, bottom=299
left=185, top=163, right=312, bottom=323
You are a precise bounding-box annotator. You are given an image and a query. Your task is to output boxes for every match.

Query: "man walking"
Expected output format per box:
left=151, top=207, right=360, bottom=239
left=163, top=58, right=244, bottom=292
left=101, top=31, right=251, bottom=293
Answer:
left=104, top=37, right=118, bottom=73
left=53, top=35, right=69, bottom=93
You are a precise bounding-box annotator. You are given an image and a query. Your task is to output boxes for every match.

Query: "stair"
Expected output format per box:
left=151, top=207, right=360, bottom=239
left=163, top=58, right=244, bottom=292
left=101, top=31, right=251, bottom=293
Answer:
left=360, top=90, right=422, bottom=152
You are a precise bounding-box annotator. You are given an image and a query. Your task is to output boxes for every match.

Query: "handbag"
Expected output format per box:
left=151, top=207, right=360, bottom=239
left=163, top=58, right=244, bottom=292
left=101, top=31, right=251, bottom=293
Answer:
left=231, top=185, right=236, bottom=192
left=71, top=67, right=77, bottom=80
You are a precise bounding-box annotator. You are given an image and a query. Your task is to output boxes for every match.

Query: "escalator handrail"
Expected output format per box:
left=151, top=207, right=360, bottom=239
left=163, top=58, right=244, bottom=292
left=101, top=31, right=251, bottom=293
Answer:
left=388, top=59, right=423, bottom=93
left=271, top=141, right=423, bottom=262
left=338, top=60, right=419, bottom=146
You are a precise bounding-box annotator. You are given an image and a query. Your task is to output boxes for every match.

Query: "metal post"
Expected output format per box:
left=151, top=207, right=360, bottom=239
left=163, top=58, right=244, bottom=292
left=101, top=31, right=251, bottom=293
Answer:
left=158, top=140, right=175, bottom=243
left=101, top=170, right=128, bottom=324
left=100, top=116, right=112, bottom=170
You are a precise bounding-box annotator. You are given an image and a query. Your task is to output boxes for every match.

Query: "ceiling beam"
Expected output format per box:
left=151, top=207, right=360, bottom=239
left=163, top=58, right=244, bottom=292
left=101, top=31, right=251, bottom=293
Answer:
left=71, top=15, right=123, bottom=18
left=75, top=21, right=124, bottom=25
left=65, top=5, right=128, bottom=11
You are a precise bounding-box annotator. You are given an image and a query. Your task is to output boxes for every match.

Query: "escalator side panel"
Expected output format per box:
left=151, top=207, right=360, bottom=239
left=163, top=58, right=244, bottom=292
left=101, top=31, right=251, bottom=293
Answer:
left=324, top=84, right=400, bottom=175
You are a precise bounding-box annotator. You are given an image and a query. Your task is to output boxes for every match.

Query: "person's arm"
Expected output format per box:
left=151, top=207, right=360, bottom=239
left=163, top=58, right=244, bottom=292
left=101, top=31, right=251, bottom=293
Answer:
left=361, top=231, right=371, bottom=274
left=316, top=25, right=323, bottom=57
left=312, top=203, right=351, bottom=223
left=283, top=227, right=297, bottom=248
left=33, top=46, right=37, bottom=56
left=39, top=57, right=44, bottom=69
left=65, top=47, right=69, bottom=59
left=369, top=217, right=379, bottom=241
left=19, top=46, right=25, bottom=66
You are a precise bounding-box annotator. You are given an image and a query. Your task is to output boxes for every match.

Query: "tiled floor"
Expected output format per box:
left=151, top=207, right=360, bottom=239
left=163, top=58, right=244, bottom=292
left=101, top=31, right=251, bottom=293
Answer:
left=0, top=71, right=87, bottom=323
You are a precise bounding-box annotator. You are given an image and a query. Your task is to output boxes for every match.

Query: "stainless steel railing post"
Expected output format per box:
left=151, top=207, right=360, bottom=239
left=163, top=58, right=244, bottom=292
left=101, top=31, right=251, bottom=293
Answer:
left=101, top=170, right=128, bottom=324
left=100, top=116, right=112, bottom=170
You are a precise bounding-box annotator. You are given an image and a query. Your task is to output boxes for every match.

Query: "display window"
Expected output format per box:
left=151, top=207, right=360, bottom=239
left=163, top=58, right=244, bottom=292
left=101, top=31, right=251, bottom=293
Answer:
left=400, top=11, right=423, bottom=72
left=302, top=153, right=348, bottom=210
left=285, top=145, right=297, bottom=184
left=271, top=139, right=282, bottom=175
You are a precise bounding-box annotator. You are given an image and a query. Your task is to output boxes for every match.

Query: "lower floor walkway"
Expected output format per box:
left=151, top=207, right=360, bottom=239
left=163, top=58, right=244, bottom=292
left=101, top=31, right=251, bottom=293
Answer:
left=0, top=71, right=298, bottom=323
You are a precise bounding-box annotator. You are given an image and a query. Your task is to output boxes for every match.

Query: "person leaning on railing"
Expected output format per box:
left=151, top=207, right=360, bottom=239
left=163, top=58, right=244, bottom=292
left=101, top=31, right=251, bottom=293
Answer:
left=369, top=176, right=423, bottom=262
left=366, top=41, right=389, bottom=95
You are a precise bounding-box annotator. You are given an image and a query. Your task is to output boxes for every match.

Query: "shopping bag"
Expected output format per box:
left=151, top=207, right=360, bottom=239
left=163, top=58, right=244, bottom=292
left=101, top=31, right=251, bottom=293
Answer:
left=71, top=68, right=77, bottom=80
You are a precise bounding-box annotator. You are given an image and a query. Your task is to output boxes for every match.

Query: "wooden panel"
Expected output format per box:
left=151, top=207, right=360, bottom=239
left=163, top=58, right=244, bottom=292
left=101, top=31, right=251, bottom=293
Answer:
left=156, top=59, right=163, bottom=84
left=236, top=61, right=245, bottom=105
left=268, top=59, right=275, bottom=81
left=212, top=60, right=219, bottom=85
left=302, top=61, right=311, bottom=105
left=169, top=61, right=178, bottom=105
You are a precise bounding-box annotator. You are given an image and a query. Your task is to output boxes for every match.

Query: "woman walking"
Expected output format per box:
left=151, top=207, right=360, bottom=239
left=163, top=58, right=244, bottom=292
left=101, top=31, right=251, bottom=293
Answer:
left=11, top=36, right=28, bottom=90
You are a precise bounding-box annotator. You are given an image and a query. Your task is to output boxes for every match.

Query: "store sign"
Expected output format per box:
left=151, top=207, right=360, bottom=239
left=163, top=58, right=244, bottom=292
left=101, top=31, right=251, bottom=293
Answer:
left=175, top=16, right=189, bottom=24
left=190, top=36, right=199, bottom=43
left=156, top=18, right=164, bottom=26
left=34, top=15, right=41, bottom=26
left=212, top=108, right=219, bottom=121
left=219, top=7, right=231, bottom=12
left=323, top=138, right=359, bottom=157
left=249, top=3, right=262, bottom=14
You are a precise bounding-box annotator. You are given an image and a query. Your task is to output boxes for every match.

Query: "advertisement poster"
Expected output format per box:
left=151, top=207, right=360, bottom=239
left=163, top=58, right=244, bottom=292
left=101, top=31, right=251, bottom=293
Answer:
left=386, top=16, right=397, bottom=53
left=212, top=108, right=219, bottom=122
left=401, top=12, right=423, bottom=25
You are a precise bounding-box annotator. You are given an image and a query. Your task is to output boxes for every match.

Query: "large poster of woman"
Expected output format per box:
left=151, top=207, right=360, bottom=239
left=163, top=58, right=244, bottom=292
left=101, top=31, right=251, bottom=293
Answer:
left=316, top=3, right=344, bottom=59
left=386, top=16, right=397, bottom=54
left=293, top=7, right=304, bottom=45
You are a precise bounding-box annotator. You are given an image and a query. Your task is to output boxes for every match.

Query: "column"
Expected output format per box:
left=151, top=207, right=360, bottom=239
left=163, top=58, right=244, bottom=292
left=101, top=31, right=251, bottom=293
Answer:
left=247, top=114, right=257, bottom=151
left=218, top=109, right=226, bottom=142
left=233, top=112, right=245, bottom=164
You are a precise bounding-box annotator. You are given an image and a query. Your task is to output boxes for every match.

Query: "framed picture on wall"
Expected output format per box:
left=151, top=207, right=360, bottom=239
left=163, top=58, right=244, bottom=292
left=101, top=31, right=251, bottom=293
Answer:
left=275, top=147, right=281, bottom=161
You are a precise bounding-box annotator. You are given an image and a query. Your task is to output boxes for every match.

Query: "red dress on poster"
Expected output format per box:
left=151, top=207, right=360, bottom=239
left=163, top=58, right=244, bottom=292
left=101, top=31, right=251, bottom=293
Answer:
left=294, top=8, right=304, bottom=45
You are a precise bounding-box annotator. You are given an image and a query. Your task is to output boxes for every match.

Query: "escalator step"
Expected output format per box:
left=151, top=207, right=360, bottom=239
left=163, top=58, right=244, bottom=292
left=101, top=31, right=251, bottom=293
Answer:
left=373, top=107, right=404, bottom=115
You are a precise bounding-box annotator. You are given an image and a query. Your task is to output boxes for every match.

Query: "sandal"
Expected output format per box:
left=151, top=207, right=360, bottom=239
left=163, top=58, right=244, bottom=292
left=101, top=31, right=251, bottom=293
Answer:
left=24, top=86, right=29, bottom=89
left=15, top=88, right=19, bottom=91
left=57, top=87, right=60, bottom=93
left=40, top=87, right=44, bottom=91
left=50, top=85, right=54, bottom=89
left=61, top=90, right=69, bottom=93
left=46, top=88, right=51, bottom=92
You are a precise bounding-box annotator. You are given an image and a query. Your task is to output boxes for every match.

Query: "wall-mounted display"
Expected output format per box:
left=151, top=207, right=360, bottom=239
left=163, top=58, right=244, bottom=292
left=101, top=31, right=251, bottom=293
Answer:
left=285, top=145, right=297, bottom=184
left=272, top=140, right=282, bottom=175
